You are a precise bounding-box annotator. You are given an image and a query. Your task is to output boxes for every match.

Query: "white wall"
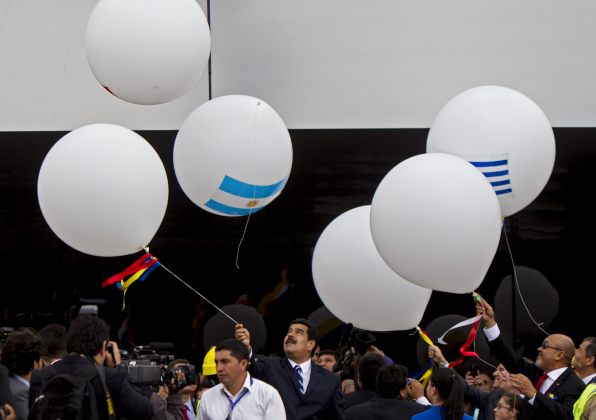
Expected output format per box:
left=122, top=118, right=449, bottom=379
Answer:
left=2, top=0, right=596, bottom=130
left=0, top=0, right=209, bottom=131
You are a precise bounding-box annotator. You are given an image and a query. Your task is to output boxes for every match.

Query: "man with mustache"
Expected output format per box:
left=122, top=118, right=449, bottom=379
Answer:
left=476, top=297, right=584, bottom=420
left=235, top=318, right=344, bottom=420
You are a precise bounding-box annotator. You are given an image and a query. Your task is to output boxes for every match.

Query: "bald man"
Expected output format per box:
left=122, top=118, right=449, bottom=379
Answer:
left=476, top=297, right=585, bottom=420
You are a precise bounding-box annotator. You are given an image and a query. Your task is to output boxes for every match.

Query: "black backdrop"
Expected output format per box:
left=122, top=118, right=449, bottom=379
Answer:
left=0, top=128, right=593, bottom=369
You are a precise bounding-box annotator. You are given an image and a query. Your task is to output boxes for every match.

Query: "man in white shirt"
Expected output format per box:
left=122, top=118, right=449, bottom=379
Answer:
left=475, top=297, right=584, bottom=420
left=198, top=339, right=286, bottom=420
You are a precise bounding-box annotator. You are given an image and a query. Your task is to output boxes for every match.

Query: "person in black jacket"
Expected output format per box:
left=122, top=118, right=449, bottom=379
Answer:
left=346, top=364, right=427, bottom=420
left=29, top=316, right=154, bottom=420
left=476, top=297, right=585, bottom=420
left=235, top=318, right=344, bottom=420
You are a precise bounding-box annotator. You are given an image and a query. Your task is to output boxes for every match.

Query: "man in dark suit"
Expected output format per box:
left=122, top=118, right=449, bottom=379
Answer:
left=235, top=318, right=344, bottom=420
left=343, top=352, right=385, bottom=409
left=476, top=297, right=585, bottom=420
left=346, top=364, right=426, bottom=420
left=1, top=328, right=42, bottom=420
left=29, top=316, right=155, bottom=420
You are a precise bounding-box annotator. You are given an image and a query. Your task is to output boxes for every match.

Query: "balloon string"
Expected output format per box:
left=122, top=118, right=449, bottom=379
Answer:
left=235, top=101, right=262, bottom=269
left=206, top=0, right=212, bottom=100
left=502, top=225, right=549, bottom=336
left=159, top=262, right=239, bottom=325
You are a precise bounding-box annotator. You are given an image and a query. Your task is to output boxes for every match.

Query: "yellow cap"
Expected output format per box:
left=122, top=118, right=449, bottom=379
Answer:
left=202, top=346, right=216, bottom=376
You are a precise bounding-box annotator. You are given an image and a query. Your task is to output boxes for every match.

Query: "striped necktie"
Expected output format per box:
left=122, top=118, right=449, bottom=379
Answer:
left=294, top=365, right=305, bottom=394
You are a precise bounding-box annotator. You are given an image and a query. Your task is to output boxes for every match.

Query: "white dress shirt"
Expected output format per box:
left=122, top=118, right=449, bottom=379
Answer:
left=288, top=359, right=312, bottom=392
left=583, top=373, right=596, bottom=385
left=198, top=372, right=286, bottom=419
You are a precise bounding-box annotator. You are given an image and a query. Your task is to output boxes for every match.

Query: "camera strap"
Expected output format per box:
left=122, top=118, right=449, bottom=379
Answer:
left=95, top=365, right=117, bottom=420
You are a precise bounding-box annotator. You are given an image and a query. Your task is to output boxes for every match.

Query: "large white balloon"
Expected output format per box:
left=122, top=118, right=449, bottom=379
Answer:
left=37, top=124, right=168, bottom=257
left=427, top=85, right=556, bottom=216
left=174, top=95, right=292, bottom=217
left=312, top=206, right=432, bottom=331
left=86, top=0, right=211, bottom=105
left=370, top=153, right=502, bottom=294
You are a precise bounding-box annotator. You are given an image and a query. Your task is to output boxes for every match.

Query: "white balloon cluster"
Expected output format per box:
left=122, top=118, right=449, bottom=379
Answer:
left=38, top=2, right=293, bottom=257
left=312, top=86, right=555, bottom=330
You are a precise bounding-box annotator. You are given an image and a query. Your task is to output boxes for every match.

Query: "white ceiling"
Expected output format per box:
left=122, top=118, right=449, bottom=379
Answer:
left=1, top=0, right=596, bottom=131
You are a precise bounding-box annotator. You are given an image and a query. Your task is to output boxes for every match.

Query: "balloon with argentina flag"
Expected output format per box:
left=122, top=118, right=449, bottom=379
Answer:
left=173, top=95, right=292, bottom=216
left=427, top=86, right=555, bottom=217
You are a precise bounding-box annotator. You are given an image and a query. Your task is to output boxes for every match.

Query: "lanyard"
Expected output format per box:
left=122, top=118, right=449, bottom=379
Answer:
left=225, top=377, right=253, bottom=420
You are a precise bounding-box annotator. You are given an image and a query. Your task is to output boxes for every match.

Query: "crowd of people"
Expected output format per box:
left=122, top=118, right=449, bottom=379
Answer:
left=0, top=296, right=594, bottom=420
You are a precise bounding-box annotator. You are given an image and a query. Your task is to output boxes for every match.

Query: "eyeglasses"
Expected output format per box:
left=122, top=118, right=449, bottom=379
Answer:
left=496, top=403, right=512, bottom=410
left=539, top=340, right=564, bottom=352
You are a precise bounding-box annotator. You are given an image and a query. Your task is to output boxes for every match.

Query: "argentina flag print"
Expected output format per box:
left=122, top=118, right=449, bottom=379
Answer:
left=204, top=175, right=288, bottom=216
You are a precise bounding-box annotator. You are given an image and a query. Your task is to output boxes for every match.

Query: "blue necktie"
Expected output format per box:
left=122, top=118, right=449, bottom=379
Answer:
left=294, top=365, right=305, bottom=394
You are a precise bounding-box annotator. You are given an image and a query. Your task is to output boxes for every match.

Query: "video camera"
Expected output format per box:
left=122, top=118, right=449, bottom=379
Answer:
left=119, top=345, right=196, bottom=391
left=333, top=324, right=377, bottom=373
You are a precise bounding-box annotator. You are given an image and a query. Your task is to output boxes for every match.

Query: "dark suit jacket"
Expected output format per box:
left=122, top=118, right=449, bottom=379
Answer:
left=250, top=355, right=344, bottom=420
left=488, top=334, right=585, bottom=420
left=345, top=396, right=427, bottom=420
left=462, top=377, right=503, bottom=420
left=343, top=389, right=375, bottom=409
left=0, top=364, right=15, bottom=409
left=8, top=375, right=29, bottom=420
left=29, top=354, right=153, bottom=420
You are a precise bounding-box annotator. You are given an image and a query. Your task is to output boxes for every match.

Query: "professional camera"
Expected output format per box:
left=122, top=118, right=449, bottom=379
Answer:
left=120, top=346, right=174, bottom=385
left=119, top=345, right=196, bottom=391
left=163, top=363, right=197, bottom=392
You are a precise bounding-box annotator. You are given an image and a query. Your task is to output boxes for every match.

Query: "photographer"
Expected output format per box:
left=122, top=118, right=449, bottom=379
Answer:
left=29, top=316, right=154, bottom=420
left=0, top=328, right=42, bottom=420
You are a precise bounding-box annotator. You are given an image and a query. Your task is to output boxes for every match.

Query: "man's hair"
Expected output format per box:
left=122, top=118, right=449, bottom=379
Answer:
left=167, top=358, right=191, bottom=370
left=66, top=316, right=110, bottom=357
left=215, top=338, right=250, bottom=362
left=375, top=365, right=407, bottom=398
left=357, top=352, right=386, bottom=390
left=0, top=328, right=42, bottom=375
left=39, top=324, right=67, bottom=360
left=584, top=337, right=596, bottom=368
left=318, top=349, right=340, bottom=361
left=289, top=318, right=318, bottom=357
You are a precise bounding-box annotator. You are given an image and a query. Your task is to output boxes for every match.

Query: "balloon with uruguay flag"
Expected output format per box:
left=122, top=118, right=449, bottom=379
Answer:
left=173, top=95, right=292, bottom=217
left=427, top=85, right=555, bottom=217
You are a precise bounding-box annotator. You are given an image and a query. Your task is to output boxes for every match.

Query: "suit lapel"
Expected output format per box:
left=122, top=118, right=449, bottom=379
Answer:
left=544, top=367, right=571, bottom=394
left=303, top=364, right=321, bottom=400
left=283, top=358, right=304, bottom=397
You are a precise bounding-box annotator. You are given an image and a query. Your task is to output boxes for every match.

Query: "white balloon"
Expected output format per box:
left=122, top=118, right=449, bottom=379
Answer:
left=86, top=0, right=211, bottom=105
left=370, top=153, right=502, bottom=294
left=312, top=206, right=432, bottom=331
left=37, top=124, right=168, bottom=257
left=427, top=85, right=556, bottom=216
left=174, top=95, right=292, bottom=217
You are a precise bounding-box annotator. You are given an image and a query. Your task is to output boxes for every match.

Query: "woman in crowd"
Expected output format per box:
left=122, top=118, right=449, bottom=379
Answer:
left=412, top=368, right=473, bottom=420
left=493, top=392, right=524, bottom=420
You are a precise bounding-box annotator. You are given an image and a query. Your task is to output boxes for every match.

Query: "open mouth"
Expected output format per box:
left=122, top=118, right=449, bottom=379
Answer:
left=285, top=338, right=296, bottom=345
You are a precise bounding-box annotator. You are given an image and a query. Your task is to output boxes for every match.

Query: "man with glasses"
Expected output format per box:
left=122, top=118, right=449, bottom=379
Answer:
left=475, top=297, right=584, bottom=420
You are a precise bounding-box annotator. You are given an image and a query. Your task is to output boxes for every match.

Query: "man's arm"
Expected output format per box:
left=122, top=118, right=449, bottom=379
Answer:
left=264, top=387, right=287, bottom=420
left=476, top=298, right=535, bottom=376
